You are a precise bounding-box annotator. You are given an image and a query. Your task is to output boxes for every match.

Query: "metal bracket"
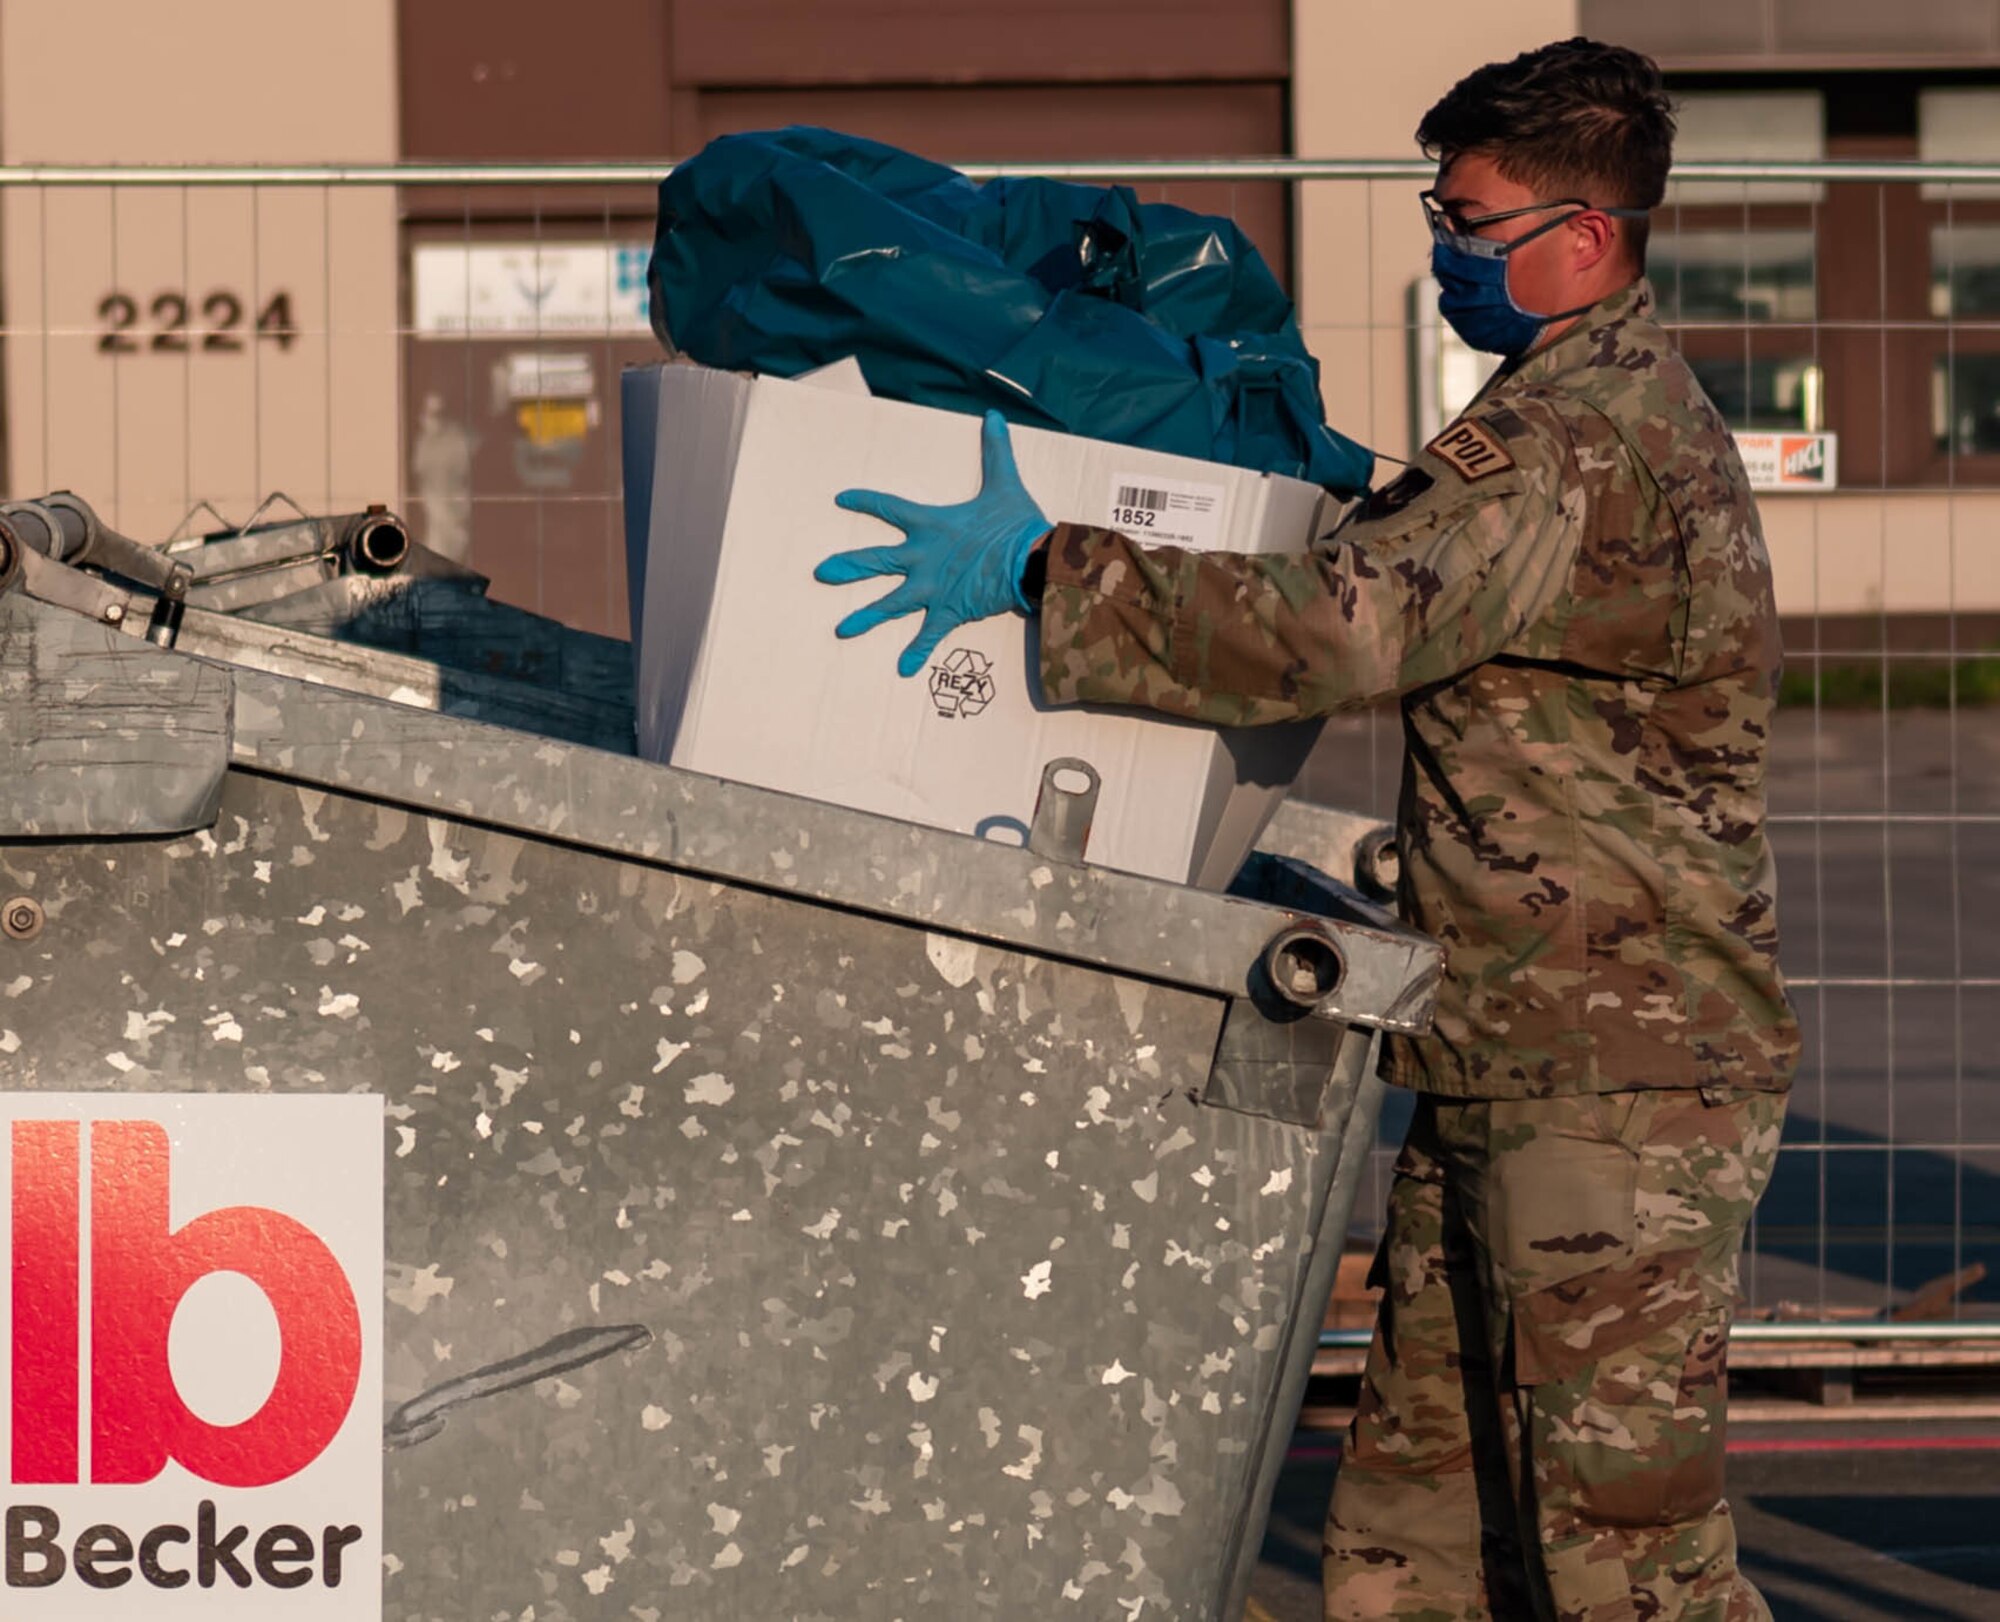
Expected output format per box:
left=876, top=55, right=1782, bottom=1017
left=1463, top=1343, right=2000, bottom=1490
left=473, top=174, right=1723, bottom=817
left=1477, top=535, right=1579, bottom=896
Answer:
left=16, top=545, right=139, bottom=629
left=1027, top=757, right=1100, bottom=865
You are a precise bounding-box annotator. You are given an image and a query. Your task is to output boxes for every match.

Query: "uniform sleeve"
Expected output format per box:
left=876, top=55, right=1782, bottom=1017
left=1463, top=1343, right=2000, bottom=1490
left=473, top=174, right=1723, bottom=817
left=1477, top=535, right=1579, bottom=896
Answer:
left=1035, top=402, right=1583, bottom=726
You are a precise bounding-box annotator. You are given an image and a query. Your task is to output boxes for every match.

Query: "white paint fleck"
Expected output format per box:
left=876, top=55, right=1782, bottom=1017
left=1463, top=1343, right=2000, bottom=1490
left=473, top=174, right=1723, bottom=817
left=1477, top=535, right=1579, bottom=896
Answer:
left=3, top=976, right=31, bottom=998
left=426, top=826, right=470, bottom=887
left=581, top=1565, right=613, bottom=1595
left=684, top=1073, right=733, bottom=1106
left=978, top=1407, right=1001, bottom=1447
left=317, top=987, right=360, bottom=1019
left=924, top=932, right=980, bottom=988
left=475, top=1112, right=492, bottom=1139
left=1132, top=1472, right=1186, bottom=1519
left=252, top=861, right=273, bottom=884
left=1111, top=1224, right=1130, bottom=1250
left=490, top=1064, right=528, bottom=1105
left=1021, top=1260, right=1053, bottom=1301
left=1130, top=1172, right=1159, bottom=1204
left=1260, top=1167, right=1294, bottom=1196
left=386, top=1261, right=454, bottom=1315
left=105, top=1053, right=136, bottom=1074
left=1101, top=1360, right=1135, bottom=1386
left=394, top=1127, right=416, bottom=1158
left=620, top=1085, right=646, bottom=1117
left=762, top=1443, right=793, bottom=1476
left=296, top=905, right=327, bottom=926
left=1001, top=1425, right=1044, bottom=1481
left=641, top=1405, right=671, bottom=1431
left=782, top=1545, right=809, bottom=1569
left=907, top=1372, right=939, bottom=1403
left=205, top=1013, right=243, bottom=1044
left=671, top=950, right=707, bottom=985
left=430, top=1050, right=460, bottom=1072
left=802, top=1209, right=841, bottom=1240
left=1201, top=1391, right=1222, bottom=1414
left=653, top=1039, right=690, bottom=1074
left=706, top=1504, right=741, bottom=1536
left=122, top=1009, right=174, bottom=1042
left=507, top=958, right=541, bottom=982
left=0, top=1031, right=17, bottom=1055
left=710, top=1542, right=743, bottom=1571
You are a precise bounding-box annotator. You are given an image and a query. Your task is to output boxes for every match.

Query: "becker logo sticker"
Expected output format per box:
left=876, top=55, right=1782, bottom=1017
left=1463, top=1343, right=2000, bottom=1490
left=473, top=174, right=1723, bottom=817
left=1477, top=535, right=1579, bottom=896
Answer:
left=1, top=1093, right=383, bottom=1616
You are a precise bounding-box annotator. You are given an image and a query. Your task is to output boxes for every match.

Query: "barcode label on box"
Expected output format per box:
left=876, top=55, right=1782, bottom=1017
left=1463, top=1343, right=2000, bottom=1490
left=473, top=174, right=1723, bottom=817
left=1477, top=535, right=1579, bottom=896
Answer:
left=1104, top=473, right=1227, bottom=549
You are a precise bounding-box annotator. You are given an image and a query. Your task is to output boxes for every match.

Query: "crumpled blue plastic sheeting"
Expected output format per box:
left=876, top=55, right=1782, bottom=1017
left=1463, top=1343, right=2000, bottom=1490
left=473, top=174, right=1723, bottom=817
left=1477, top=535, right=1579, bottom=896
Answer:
left=647, top=127, right=1374, bottom=495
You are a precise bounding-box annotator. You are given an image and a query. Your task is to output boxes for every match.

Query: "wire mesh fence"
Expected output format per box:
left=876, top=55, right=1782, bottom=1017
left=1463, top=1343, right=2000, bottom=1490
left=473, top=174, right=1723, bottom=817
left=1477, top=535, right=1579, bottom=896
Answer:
left=3, top=156, right=1997, bottom=1338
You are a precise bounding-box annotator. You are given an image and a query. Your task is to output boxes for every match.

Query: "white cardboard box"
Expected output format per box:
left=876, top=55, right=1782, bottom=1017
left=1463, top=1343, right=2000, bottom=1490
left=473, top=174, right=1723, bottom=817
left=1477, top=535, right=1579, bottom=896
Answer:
left=621, top=360, right=1328, bottom=889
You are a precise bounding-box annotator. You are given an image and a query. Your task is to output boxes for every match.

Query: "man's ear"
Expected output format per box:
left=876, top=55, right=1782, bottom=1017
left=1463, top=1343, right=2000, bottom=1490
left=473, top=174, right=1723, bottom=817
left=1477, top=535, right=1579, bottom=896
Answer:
left=1570, top=210, right=1618, bottom=274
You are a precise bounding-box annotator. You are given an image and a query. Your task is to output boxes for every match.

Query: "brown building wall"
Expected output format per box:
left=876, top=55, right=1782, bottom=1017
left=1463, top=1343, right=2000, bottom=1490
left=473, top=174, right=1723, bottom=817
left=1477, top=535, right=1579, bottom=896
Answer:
left=1581, top=0, right=2000, bottom=68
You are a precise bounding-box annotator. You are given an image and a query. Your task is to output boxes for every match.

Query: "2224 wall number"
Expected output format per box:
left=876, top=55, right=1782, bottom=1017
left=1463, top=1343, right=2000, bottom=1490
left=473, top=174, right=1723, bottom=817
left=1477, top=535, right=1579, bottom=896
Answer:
left=96, top=290, right=299, bottom=354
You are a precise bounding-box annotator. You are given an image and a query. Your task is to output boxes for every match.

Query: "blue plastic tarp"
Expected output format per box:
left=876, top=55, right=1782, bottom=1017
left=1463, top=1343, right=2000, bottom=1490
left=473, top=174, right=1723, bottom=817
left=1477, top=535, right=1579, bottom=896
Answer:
left=647, top=128, right=1373, bottom=495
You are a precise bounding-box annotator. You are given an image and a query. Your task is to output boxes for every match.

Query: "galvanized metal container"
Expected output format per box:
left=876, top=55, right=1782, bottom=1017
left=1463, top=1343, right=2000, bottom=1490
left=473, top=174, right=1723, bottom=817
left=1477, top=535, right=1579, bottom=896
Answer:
left=0, top=521, right=1438, bottom=1620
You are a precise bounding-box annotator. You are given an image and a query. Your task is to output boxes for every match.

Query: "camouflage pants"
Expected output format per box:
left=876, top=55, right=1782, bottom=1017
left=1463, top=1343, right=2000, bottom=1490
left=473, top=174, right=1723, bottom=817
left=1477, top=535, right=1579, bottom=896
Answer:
left=1323, top=1086, right=1785, bottom=1622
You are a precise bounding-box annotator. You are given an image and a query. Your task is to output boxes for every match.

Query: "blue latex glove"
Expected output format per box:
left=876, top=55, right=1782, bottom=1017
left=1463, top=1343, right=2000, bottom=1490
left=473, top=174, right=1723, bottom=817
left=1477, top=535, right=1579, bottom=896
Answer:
left=816, top=410, right=1050, bottom=678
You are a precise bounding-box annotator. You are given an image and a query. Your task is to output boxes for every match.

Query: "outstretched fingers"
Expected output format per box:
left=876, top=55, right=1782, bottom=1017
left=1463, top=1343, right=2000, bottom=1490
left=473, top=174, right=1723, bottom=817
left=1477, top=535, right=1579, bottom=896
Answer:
left=835, top=486, right=924, bottom=532
left=834, top=579, right=923, bottom=640
left=814, top=544, right=911, bottom=585
left=977, top=409, right=1027, bottom=499
left=897, top=609, right=954, bottom=679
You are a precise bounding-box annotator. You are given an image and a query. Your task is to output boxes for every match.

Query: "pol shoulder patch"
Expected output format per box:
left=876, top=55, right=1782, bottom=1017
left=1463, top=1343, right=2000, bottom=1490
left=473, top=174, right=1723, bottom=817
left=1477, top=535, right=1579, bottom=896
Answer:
left=1426, top=418, right=1515, bottom=482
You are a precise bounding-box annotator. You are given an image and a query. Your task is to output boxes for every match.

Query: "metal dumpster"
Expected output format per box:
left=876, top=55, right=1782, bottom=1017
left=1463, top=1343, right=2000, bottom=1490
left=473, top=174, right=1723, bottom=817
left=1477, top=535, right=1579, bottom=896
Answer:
left=0, top=502, right=1438, bottom=1620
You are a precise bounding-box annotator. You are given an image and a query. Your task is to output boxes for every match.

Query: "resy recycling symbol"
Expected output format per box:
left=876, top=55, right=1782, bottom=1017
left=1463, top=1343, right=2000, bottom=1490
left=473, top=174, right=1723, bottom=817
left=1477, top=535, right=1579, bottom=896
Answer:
left=928, top=649, right=996, bottom=718
left=1, top=1093, right=382, bottom=1616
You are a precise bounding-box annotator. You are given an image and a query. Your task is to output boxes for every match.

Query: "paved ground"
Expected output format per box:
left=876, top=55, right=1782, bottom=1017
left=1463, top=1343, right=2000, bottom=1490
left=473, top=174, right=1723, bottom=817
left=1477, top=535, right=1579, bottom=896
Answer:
left=1249, top=1428, right=2000, bottom=1621
left=1296, top=705, right=2000, bottom=1317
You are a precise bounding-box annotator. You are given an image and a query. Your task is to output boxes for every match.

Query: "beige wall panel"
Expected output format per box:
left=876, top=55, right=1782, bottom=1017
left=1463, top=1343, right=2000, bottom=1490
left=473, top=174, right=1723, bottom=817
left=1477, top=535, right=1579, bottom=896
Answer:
left=0, top=1, right=396, bottom=164
left=0, top=0, right=398, bottom=534
left=1760, top=492, right=2000, bottom=618
left=1292, top=0, right=1578, bottom=460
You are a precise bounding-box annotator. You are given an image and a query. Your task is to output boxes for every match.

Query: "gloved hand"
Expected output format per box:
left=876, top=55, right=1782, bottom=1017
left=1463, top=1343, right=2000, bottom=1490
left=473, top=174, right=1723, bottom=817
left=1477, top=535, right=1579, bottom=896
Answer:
left=815, top=410, right=1050, bottom=678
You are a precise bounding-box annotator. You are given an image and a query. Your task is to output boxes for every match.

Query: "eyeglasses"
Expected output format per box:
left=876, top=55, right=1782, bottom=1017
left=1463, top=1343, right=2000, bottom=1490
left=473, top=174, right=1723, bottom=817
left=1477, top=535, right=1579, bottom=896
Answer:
left=1420, top=190, right=1589, bottom=260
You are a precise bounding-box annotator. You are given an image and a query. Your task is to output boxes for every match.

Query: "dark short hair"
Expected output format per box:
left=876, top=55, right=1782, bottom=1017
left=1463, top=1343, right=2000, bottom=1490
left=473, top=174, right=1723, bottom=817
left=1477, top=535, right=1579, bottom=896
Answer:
left=1416, top=38, right=1674, bottom=262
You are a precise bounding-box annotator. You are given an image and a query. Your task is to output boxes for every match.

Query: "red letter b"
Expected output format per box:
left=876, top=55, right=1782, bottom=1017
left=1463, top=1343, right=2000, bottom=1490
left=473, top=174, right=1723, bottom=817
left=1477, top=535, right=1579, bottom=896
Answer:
left=88, top=1120, right=360, bottom=1486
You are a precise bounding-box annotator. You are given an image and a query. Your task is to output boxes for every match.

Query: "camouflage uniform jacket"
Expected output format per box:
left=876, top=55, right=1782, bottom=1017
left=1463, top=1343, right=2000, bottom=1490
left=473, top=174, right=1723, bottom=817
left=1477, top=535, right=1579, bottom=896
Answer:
left=1037, top=279, right=1801, bottom=1099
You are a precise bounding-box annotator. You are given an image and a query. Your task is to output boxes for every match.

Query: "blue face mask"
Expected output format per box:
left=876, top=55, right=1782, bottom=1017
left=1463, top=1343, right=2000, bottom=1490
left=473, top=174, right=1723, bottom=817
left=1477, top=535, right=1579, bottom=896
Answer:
left=1422, top=191, right=1647, bottom=359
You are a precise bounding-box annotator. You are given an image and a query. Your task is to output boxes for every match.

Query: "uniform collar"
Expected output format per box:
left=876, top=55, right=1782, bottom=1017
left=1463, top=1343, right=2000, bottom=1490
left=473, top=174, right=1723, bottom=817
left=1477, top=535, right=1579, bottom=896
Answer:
left=1503, top=277, right=1653, bottom=386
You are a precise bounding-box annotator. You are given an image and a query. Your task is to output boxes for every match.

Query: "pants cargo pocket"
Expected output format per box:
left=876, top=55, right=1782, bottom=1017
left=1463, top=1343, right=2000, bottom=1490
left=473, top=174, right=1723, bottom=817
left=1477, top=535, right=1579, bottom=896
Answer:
left=1527, top=1297, right=1732, bottom=1533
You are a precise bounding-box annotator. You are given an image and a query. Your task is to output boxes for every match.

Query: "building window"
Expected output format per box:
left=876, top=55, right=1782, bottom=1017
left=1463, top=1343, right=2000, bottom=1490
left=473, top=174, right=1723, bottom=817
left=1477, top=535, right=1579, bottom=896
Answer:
left=1652, top=229, right=1817, bottom=323
left=1653, top=93, right=1827, bottom=445
left=1934, top=355, right=2000, bottom=457
left=1930, top=222, right=2000, bottom=318
left=1690, top=355, right=1827, bottom=434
